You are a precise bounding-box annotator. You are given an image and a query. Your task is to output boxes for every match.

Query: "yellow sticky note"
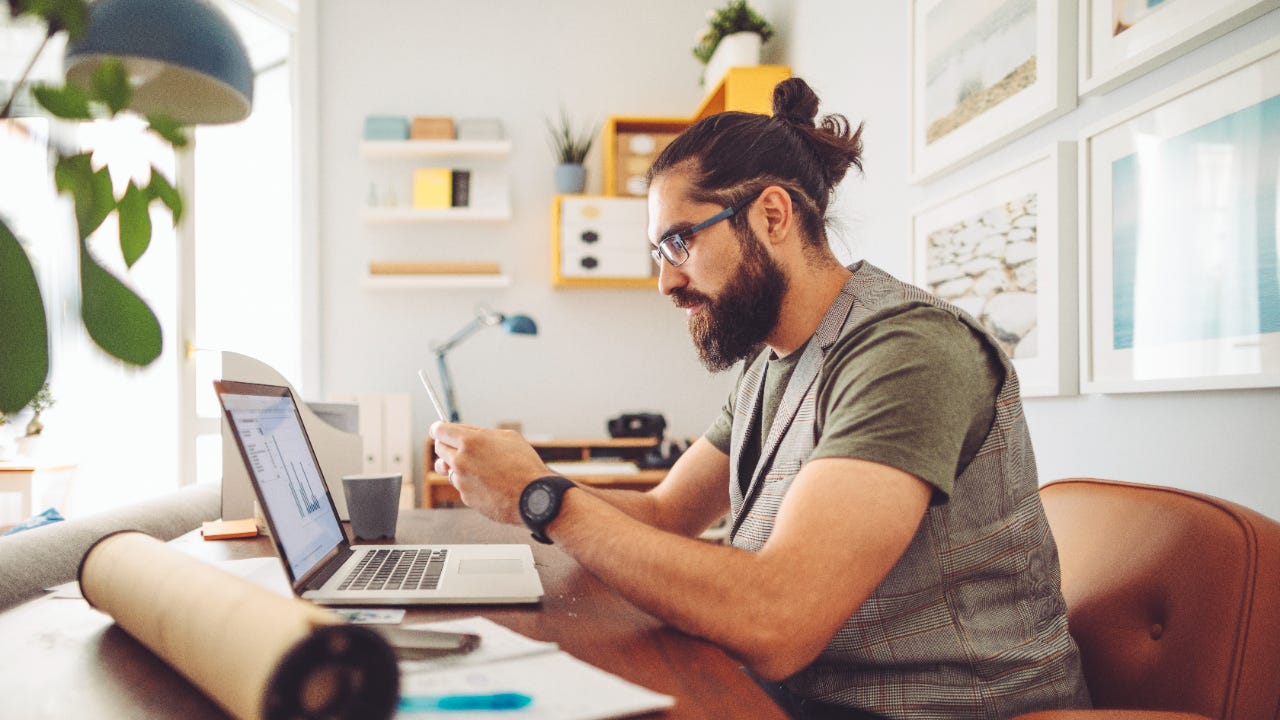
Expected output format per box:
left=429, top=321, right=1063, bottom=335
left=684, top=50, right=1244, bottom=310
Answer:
left=413, top=167, right=452, bottom=208
left=201, top=518, right=259, bottom=541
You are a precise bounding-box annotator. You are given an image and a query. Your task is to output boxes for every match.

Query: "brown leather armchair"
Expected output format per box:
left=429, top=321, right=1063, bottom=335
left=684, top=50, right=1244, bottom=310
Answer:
left=1017, top=478, right=1280, bottom=720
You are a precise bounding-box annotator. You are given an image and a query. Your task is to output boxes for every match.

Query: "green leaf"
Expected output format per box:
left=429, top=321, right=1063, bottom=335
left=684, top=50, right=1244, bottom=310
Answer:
left=89, top=58, right=131, bottom=116
left=146, top=114, right=190, bottom=149
left=0, top=218, right=50, bottom=414
left=147, top=167, right=183, bottom=225
left=116, top=181, right=151, bottom=268
left=79, top=245, right=162, bottom=366
left=15, top=0, right=89, bottom=41
left=56, top=154, right=116, bottom=240
left=32, top=83, right=92, bottom=120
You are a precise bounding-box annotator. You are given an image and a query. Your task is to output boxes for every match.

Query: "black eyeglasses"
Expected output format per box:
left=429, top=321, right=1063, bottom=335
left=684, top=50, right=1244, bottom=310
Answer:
left=650, top=190, right=763, bottom=268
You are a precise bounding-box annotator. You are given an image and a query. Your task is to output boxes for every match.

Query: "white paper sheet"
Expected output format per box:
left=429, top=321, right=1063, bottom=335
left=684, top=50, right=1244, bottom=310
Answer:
left=397, top=616, right=674, bottom=720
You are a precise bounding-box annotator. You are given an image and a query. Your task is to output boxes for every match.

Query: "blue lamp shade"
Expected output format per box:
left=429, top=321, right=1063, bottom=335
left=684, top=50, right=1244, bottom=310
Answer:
left=63, top=0, right=253, bottom=125
left=502, top=315, right=538, bottom=336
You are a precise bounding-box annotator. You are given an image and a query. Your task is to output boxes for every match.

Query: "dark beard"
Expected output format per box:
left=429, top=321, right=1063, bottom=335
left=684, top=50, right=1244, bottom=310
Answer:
left=672, top=230, right=788, bottom=372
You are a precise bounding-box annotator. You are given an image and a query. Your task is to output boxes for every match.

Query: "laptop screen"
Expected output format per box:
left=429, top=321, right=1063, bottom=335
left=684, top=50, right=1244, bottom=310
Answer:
left=217, top=384, right=346, bottom=581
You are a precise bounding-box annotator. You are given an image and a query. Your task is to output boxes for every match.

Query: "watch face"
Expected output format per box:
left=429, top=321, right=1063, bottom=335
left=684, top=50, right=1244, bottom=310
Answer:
left=526, top=486, right=553, bottom=517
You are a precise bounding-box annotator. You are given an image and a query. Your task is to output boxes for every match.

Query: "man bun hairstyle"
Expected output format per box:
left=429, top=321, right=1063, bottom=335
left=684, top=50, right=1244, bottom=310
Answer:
left=646, top=77, right=864, bottom=246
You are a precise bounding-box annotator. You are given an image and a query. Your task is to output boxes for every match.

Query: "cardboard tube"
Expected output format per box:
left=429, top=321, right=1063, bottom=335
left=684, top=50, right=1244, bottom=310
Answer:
left=78, top=531, right=398, bottom=720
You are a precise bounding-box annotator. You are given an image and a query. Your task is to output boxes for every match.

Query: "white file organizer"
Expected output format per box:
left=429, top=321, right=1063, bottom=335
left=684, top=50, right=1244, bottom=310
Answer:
left=329, top=393, right=414, bottom=509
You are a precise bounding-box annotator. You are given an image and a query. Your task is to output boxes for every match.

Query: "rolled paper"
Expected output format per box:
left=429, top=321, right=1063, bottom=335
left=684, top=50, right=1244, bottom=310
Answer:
left=78, top=531, right=398, bottom=720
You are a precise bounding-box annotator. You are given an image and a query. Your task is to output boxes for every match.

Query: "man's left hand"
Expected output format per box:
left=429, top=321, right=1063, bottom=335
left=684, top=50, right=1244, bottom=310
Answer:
left=429, top=422, right=551, bottom=525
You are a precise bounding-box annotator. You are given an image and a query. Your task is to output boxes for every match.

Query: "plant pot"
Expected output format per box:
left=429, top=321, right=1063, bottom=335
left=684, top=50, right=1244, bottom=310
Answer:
left=555, top=163, right=587, bottom=194
left=703, top=31, right=762, bottom=88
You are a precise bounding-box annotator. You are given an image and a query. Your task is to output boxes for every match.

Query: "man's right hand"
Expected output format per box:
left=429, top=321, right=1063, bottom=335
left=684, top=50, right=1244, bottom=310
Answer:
left=429, top=422, right=551, bottom=526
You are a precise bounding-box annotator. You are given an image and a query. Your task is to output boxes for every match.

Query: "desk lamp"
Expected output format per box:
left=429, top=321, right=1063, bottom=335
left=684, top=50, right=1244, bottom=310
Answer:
left=431, top=306, right=538, bottom=422
left=63, top=0, right=254, bottom=124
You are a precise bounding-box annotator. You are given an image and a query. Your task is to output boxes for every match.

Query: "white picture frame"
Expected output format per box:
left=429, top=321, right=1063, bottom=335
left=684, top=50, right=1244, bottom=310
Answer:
left=912, top=142, right=1078, bottom=397
left=908, top=0, right=1077, bottom=183
left=1079, top=0, right=1280, bottom=97
left=1079, top=36, right=1280, bottom=393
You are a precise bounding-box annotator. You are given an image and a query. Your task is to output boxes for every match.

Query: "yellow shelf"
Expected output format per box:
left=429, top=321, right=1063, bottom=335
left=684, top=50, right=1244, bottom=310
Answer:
left=555, top=66, right=791, bottom=289
left=693, top=65, right=792, bottom=118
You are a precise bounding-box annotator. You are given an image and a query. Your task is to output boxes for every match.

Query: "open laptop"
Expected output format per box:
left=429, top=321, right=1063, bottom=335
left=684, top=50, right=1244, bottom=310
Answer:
left=214, top=379, right=543, bottom=605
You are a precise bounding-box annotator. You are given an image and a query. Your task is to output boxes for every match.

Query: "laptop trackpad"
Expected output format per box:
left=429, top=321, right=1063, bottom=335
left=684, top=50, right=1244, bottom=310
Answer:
left=457, top=558, right=524, bottom=575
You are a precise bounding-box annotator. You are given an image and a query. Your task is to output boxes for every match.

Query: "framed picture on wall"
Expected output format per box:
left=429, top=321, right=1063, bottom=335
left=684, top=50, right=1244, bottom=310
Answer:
left=908, top=0, right=1076, bottom=183
left=1079, top=0, right=1280, bottom=97
left=912, top=142, right=1078, bottom=397
left=1079, top=36, right=1280, bottom=393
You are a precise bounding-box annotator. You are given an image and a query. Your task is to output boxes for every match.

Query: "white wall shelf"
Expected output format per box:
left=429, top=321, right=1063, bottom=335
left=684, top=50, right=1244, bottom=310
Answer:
left=359, top=139, right=512, bottom=159
left=359, top=136, right=513, bottom=286
left=360, top=205, right=511, bottom=223
left=361, top=274, right=514, bottom=289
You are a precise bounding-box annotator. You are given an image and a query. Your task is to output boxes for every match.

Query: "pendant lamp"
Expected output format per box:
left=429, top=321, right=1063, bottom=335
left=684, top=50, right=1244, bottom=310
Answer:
left=63, top=0, right=253, bottom=124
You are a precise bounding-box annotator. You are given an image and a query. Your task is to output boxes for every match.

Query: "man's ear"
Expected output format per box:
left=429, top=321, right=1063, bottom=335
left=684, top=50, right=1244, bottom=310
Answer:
left=757, top=185, right=794, bottom=245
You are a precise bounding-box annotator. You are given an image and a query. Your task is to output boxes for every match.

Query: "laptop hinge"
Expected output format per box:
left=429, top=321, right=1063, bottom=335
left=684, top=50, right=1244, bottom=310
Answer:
left=303, top=546, right=356, bottom=591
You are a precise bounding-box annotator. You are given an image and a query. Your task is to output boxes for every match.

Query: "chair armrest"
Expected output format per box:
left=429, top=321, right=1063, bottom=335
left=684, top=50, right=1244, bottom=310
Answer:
left=0, top=484, right=220, bottom=611
left=1018, top=707, right=1208, bottom=712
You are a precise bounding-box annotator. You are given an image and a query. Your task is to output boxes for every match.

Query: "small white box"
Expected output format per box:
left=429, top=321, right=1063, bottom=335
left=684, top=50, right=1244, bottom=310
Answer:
left=561, top=250, right=652, bottom=279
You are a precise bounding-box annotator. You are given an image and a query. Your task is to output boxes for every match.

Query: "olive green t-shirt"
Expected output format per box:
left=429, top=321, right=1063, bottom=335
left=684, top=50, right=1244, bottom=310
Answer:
left=704, top=304, right=1005, bottom=500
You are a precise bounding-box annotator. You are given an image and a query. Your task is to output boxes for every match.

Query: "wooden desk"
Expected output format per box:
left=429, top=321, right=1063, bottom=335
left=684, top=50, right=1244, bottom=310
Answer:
left=423, top=437, right=671, bottom=508
left=0, top=509, right=786, bottom=719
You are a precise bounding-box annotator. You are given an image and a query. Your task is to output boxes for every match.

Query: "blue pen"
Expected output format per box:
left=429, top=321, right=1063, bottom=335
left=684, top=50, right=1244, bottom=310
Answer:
left=398, top=692, right=533, bottom=712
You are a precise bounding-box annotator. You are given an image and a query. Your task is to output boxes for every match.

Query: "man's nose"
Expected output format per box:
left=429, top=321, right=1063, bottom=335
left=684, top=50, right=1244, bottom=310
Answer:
left=657, top=258, right=687, bottom=296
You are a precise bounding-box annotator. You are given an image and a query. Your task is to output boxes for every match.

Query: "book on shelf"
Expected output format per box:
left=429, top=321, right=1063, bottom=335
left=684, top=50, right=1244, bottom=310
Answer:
left=412, top=167, right=452, bottom=208
left=368, top=261, right=502, bottom=276
left=450, top=169, right=470, bottom=207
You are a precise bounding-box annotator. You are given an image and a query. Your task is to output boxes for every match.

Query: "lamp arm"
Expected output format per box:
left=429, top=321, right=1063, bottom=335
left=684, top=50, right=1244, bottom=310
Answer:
left=432, top=316, right=489, bottom=355
left=436, top=351, right=461, bottom=422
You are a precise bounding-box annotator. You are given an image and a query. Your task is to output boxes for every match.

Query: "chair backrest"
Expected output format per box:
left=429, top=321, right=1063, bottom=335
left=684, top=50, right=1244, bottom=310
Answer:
left=1040, top=478, right=1280, bottom=720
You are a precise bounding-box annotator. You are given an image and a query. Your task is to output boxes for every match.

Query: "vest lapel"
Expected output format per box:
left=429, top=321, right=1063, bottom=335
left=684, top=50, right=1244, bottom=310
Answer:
left=730, top=273, right=862, bottom=539
left=728, top=351, right=768, bottom=516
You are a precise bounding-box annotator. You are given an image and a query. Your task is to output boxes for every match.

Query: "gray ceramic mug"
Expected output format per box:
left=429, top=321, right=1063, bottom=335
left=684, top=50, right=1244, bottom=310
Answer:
left=342, top=473, right=402, bottom=540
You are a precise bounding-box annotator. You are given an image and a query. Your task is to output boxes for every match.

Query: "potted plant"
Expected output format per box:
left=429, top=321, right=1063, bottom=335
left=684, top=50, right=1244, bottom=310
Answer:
left=693, top=0, right=776, bottom=87
left=4, top=382, right=55, bottom=458
left=545, top=106, right=598, bottom=194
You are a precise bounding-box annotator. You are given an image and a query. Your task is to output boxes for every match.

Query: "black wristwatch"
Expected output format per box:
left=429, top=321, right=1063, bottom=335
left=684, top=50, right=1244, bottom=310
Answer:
left=519, top=475, right=577, bottom=544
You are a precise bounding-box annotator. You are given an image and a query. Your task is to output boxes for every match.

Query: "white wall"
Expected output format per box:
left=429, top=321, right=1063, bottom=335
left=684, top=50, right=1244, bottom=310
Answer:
left=314, top=1, right=1279, bottom=519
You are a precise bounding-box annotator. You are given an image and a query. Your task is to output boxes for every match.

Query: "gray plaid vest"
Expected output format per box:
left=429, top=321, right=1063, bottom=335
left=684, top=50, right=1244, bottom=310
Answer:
left=728, top=262, right=1089, bottom=719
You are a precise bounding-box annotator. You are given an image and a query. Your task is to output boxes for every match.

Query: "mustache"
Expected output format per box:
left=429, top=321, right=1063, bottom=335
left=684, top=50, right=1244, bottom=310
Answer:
left=670, top=288, right=712, bottom=310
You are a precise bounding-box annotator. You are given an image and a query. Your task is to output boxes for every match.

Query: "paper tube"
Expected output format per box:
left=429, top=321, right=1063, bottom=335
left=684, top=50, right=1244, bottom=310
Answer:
left=78, top=531, right=398, bottom=720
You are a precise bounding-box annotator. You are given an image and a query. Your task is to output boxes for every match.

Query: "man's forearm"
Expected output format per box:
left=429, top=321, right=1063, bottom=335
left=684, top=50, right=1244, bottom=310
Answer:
left=574, top=484, right=662, bottom=526
left=553, top=438, right=731, bottom=537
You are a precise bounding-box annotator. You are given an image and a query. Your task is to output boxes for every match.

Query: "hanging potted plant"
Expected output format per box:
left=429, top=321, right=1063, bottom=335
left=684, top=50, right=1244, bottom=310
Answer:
left=545, top=107, right=598, bottom=195
left=693, top=0, right=776, bottom=88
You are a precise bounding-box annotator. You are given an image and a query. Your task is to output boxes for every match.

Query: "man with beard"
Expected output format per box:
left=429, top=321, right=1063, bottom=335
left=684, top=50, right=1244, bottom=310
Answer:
left=429, top=77, right=1090, bottom=720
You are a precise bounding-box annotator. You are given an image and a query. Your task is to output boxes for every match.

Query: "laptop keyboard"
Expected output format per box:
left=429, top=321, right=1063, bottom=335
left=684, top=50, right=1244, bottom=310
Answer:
left=337, top=548, right=449, bottom=592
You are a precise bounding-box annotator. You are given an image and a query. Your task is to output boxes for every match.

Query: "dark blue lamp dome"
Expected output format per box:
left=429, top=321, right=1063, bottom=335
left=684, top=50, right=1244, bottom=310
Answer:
left=63, top=0, right=253, bottom=124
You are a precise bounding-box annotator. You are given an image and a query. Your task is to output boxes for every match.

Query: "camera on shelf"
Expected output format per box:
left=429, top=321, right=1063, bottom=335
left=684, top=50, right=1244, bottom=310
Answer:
left=606, top=412, right=666, bottom=440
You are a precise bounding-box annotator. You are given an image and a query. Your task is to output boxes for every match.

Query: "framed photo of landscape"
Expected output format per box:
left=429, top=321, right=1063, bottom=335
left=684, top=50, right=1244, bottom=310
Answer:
left=909, top=0, right=1076, bottom=182
left=912, top=143, right=1078, bottom=397
left=1080, top=36, right=1280, bottom=393
left=1079, top=0, right=1280, bottom=97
